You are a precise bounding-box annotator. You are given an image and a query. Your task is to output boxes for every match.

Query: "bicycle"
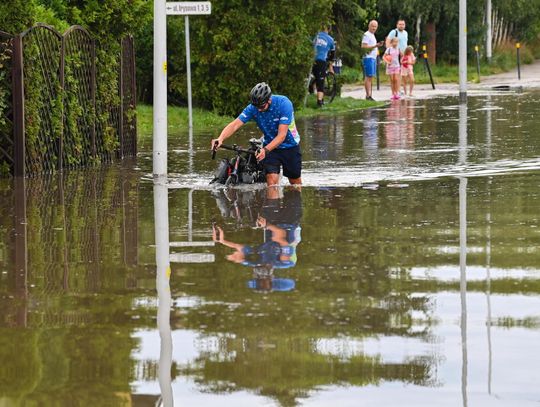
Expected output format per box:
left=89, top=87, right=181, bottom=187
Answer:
left=210, top=139, right=266, bottom=186
left=308, top=59, right=337, bottom=104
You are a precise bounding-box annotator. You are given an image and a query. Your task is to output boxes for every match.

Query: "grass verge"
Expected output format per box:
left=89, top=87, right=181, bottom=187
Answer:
left=137, top=95, right=383, bottom=142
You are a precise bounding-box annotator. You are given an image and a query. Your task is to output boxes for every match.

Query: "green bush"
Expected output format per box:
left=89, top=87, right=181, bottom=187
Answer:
left=168, top=1, right=333, bottom=116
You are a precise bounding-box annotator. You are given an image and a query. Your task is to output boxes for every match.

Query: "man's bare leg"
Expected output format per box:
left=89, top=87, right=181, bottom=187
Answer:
left=364, top=77, right=373, bottom=98
left=266, top=173, right=280, bottom=199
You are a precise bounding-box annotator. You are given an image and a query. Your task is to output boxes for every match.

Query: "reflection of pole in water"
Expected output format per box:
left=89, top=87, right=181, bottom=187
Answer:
left=459, top=176, right=468, bottom=407
left=458, top=98, right=468, bottom=407
left=486, top=177, right=493, bottom=395
left=154, top=180, right=173, bottom=406
left=459, top=103, right=468, bottom=165
left=188, top=127, right=194, bottom=174
left=486, top=95, right=492, bottom=161
left=188, top=189, right=194, bottom=242
left=14, top=176, right=28, bottom=327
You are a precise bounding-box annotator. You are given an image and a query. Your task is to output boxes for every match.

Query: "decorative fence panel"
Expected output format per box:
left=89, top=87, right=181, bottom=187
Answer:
left=21, top=25, right=62, bottom=175
left=0, top=24, right=136, bottom=177
left=0, top=31, right=13, bottom=175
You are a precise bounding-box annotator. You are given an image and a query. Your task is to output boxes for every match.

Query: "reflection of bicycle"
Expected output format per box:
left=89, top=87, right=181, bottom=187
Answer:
left=308, top=60, right=337, bottom=104
left=210, top=139, right=266, bottom=186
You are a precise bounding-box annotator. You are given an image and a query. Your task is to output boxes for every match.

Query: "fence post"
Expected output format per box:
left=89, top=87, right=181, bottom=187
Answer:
left=91, top=38, right=97, bottom=159
left=130, top=36, right=137, bottom=156
left=12, top=35, right=25, bottom=177
left=13, top=176, right=28, bottom=326
left=118, top=39, right=125, bottom=159
left=59, top=37, right=65, bottom=171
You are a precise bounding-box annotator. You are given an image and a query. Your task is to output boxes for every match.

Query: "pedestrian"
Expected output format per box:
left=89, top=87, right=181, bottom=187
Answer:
left=312, top=26, right=335, bottom=107
left=401, top=45, right=416, bottom=96
left=361, top=20, right=384, bottom=101
left=383, top=37, right=401, bottom=100
left=385, top=19, right=408, bottom=53
left=211, top=82, right=302, bottom=188
left=386, top=19, right=408, bottom=95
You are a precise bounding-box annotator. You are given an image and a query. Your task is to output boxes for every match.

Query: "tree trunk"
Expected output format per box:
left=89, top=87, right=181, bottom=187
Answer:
left=425, top=22, right=436, bottom=64
left=415, top=15, right=422, bottom=50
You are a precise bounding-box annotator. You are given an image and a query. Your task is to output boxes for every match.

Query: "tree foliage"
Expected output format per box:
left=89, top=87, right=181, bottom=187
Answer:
left=167, top=1, right=334, bottom=115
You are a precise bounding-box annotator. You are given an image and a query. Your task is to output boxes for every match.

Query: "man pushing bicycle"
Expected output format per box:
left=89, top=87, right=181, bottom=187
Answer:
left=211, top=82, right=302, bottom=192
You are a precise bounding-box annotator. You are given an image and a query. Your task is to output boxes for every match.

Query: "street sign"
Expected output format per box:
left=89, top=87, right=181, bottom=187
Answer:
left=166, top=2, right=211, bottom=15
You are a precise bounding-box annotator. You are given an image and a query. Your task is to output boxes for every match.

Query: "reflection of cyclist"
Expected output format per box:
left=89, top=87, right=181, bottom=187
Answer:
left=312, top=26, right=335, bottom=107
left=211, top=83, right=302, bottom=187
left=212, top=189, right=302, bottom=292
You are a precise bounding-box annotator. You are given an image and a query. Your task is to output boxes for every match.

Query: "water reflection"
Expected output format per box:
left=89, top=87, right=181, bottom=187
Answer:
left=154, top=179, right=173, bottom=407
left=212, top=188, right=302, bottom=292
left=1, top=93, right=540, bottom=406
left=384, top=99, right=416, bottom=150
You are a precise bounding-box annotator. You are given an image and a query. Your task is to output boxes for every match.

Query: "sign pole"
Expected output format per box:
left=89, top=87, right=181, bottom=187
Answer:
left=153, top=0, right=168, bottom=177
left=185, top=15, right=193, bottom=131
left=459, top=0, right=467, bottom=103
left=164, top=1, right=211, bottom=160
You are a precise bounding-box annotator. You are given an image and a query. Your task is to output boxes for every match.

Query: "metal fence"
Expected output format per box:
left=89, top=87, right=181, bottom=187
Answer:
left=4, top=169, right=139, bottom=327
left=0, top=24, right=136, bottom=177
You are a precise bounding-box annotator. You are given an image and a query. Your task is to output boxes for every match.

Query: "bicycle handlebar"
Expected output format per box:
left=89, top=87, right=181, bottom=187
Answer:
left=211, top=142, right=258, bottom=160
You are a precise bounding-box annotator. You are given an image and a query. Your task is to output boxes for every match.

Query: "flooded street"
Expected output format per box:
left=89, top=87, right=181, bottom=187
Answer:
left=1, top=91, right=540, bottom=406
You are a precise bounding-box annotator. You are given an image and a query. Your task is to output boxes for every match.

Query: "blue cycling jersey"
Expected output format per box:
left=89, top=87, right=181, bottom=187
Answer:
left=313, top=31, right=335, bottom=62
left=238, top=95, right=300, bottom=149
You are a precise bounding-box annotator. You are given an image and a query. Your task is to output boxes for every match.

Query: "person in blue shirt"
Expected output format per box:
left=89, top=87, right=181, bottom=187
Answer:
left=312, top=27, right=335, bottom=107
left=211, top=188, right=302, bottom=293
left=212, top=82, right=302, bottom=189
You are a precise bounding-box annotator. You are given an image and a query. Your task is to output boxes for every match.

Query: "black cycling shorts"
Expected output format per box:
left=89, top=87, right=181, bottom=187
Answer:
left=263, top=145, right=302, bottom=180
left=312, top=60, right=327, bottom=92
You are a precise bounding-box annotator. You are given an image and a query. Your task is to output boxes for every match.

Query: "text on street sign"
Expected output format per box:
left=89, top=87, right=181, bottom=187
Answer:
left=166, top=2, right=211, bottom=15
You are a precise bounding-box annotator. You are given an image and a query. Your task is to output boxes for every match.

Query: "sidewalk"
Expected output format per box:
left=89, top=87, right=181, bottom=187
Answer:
left=341, top=59, right=540, bottom=101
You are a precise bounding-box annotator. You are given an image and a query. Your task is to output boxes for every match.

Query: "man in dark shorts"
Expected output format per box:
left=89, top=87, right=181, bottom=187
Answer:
left=211, top=82, right=302, bottom=191
left=312, top=26, right=335, bottom=107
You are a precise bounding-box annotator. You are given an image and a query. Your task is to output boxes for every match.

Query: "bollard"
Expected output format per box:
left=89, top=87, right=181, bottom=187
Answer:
left=516, top=42, right=521, bottom=80
left=422, top=44, right=436, bottom=90
left=376, top=54, right=380, bottom=91
left=475, top=45, right=481, bottom=82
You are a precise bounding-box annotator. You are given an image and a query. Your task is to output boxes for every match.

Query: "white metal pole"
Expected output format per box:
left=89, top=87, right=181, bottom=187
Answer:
left=486, top=0, right=492, bottom=62
left=153, top=0, right=168, bottom=176
left=154, top=181, right=173, bottom=406
left=459, top=175, right=468, bottom=407
left=185, top=16, right=193, bottom=132
left=459, top=0, right=468, bottom=102
left=459, top=103, right=468, bottom=165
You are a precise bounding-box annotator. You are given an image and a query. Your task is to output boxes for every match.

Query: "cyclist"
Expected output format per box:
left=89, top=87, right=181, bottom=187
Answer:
left=312, top=26, right=335, bottom=107
left=211, top=82, right=302, bottom=189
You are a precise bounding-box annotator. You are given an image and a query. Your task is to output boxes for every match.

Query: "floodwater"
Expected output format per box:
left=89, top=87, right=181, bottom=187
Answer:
left=1, top=90, right=540, bottom=406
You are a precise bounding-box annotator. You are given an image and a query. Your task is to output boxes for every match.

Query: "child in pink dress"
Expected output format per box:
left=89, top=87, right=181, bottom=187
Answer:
left=383, top=37, right=401, bottom=100
left=401, top=46, right=416, bottom=96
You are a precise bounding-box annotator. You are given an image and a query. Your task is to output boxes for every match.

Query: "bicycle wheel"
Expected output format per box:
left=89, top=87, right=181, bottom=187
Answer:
left=324, top=72, right=337, bottom=103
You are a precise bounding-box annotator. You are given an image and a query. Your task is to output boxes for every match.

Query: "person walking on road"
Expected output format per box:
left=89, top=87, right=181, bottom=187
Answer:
left=361, top=20, right=383, bottom=101
left=312, top=26, right=335, bottom=107
left=211, top=83, right=302, bottom=189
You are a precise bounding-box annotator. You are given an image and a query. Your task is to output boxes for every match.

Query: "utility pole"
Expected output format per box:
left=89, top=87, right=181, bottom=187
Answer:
left=459, top=0, right=467, bottom=103
left=153, top=0, right=168, bottom=177
left=486, top=0, right=492, bottom=63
